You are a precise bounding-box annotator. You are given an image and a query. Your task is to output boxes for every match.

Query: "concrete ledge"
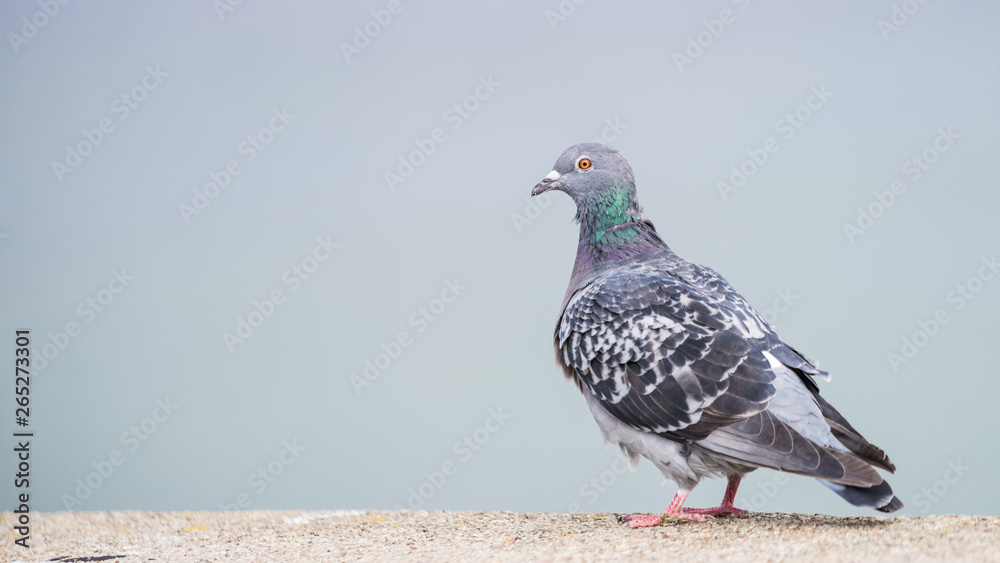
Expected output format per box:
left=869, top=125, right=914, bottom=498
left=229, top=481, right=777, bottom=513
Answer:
left=2, top=510, right=997, bottom=562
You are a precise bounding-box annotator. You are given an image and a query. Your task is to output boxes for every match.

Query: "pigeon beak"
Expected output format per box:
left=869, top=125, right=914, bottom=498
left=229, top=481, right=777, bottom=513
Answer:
left=531, top=170, right=563, bottom=196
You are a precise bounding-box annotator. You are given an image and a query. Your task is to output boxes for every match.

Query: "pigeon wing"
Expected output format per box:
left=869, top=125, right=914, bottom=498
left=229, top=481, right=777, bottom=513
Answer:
left=555, top=263, right=777, bottom=441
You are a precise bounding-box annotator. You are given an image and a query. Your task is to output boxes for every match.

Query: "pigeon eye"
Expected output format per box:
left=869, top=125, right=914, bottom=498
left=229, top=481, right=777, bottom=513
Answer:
left=577, top=157, right=592, bottom=170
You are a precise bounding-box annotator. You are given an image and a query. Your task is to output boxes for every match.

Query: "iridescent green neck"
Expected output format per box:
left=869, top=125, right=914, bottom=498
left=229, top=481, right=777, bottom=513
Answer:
left=569, top=185, right=666, bottom=284
left=577, top=184, right=643, bottom=245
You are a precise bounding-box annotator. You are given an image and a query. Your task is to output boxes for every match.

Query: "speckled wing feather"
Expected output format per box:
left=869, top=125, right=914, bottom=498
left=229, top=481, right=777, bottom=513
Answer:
left=556, top=260, right=780, bottom=441
left=555, top=257, right=880, bottom=482
left=684, top=263, right=896, bottom=475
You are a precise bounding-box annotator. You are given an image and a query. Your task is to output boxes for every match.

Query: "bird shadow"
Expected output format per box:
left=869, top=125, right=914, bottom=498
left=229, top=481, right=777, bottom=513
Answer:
left=740, top=512, right=897, bottom=529
left=49, top=556, right=127, bottom=563
left=615, top=512, right=898, bottom=530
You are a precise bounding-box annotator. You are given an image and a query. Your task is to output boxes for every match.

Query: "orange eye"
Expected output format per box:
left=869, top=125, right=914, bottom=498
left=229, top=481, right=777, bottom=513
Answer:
left=577, top=157, right=592, bottom=170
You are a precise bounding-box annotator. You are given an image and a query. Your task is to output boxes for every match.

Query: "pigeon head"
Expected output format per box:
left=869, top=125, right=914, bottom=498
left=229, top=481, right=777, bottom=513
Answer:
left=531, top=143, right=635, bottom=202
left=531, top=143, right=647, bottom=237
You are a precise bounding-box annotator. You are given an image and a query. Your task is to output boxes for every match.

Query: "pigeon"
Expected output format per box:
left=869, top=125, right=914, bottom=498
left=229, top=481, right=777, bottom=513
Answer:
left=531, top=143, right=901, bottom=526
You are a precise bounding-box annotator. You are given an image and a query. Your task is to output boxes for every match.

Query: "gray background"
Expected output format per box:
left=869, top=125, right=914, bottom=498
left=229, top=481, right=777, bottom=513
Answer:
left=2, top=1, right=998, bottom=517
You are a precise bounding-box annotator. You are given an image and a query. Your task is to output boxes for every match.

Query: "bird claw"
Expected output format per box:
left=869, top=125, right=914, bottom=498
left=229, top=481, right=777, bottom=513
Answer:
left=621, top=514, right=663, bottom=528
left=662, top=512, right=707, bottom=523
left=682, top=505, right=748, bottom=518
left=622, top=512, right=706, bottom=527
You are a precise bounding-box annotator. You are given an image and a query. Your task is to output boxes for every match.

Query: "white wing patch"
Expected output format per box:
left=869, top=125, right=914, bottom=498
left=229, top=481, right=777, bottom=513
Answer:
left=762, top=351, right=846, bottom=452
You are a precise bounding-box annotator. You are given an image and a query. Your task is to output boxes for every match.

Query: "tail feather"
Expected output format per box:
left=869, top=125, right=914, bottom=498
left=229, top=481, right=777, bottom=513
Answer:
left=699, top=411, right=883, bottom=487
left=821, top=480, right=903, bottom=513
left=698, top=410, right=903, bottom=514
left=814, top=393, right=896, bottom=473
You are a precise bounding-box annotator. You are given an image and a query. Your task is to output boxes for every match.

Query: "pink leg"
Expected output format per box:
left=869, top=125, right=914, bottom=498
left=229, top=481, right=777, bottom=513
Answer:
left=622, top=488, right=706, bottom=528
left=623, top=475, right=749, bottom=528
left=682, top=475, right=748, bottom=517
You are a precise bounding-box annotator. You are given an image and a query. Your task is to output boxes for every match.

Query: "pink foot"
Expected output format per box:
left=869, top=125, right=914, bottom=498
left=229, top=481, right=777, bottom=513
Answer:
left=622, top=512, right=706, bottom=528
left=680, top=475, right=749, bottom=517
left=622, top=514, right=663, bottom=528
left=682, top=505, right=748, bottom=517
left=624, top=475, right=749, bottom=528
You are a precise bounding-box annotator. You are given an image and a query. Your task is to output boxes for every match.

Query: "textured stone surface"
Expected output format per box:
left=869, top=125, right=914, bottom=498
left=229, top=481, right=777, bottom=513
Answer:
left=2, top=510, right=998, bottom=562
